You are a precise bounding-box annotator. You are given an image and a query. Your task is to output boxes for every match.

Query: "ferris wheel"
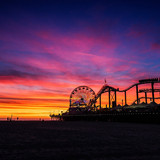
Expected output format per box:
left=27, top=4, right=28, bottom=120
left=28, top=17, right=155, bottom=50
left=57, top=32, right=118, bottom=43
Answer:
left=70, top=86, right=95, bottom=107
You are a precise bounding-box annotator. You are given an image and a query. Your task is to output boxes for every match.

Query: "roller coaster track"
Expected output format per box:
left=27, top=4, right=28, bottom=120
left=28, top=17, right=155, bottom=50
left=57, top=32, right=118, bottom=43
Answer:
left=88, top=84, right=117, bottom=107
left=119, top=81, right=160, bottom=92
left=131, top=97, right=160, bottom=105
left=89, top=80, right=160, bottom=107
left=95, top=84, right=116, bottom=99
left=95, top=81, right=160, bottom=97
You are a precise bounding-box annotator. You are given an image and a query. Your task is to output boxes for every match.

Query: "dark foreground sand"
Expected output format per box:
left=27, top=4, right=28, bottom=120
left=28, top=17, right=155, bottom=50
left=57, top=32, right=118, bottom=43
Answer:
left=0, top=121, right=160, bottom=160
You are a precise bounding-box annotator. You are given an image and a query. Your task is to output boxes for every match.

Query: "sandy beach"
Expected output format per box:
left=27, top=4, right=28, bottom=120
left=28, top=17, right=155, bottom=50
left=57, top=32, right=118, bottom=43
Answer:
left=0, top=121, right=160, bottom=160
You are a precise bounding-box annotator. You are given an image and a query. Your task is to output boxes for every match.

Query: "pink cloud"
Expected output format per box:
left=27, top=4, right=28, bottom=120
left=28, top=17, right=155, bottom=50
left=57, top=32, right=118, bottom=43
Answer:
left=151, top=43, right=160, bottom=50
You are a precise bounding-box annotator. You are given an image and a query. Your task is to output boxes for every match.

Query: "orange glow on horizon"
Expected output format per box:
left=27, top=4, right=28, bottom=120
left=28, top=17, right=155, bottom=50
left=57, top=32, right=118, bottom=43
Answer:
left=0, top=82, right=160, bottom=120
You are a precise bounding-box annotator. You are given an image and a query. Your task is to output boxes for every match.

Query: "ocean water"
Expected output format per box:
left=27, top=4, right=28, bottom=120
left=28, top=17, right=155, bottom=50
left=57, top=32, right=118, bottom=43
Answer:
left=0, top=121, right=160, bottom=160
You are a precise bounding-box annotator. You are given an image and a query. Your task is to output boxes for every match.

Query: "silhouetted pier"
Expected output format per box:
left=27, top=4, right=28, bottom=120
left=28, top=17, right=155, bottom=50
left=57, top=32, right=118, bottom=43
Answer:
left=50, top=78, right=160, bottom=123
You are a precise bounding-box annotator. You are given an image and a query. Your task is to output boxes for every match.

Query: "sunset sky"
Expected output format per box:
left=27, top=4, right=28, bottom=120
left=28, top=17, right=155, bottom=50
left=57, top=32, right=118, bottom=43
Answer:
left=0, top=0, right=160, bottom=120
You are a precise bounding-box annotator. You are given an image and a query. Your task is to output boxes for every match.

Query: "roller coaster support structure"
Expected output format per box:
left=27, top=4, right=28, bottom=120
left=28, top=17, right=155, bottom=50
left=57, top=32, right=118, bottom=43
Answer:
left=151, top=82, right=155, bottom=103
left=136, top=84, right=139, bottom=104
left=99, top=94, right=101, bottom=110
left=124, top=91, right=127, bottom=105
left=89, top=78, right=160, bottom=109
